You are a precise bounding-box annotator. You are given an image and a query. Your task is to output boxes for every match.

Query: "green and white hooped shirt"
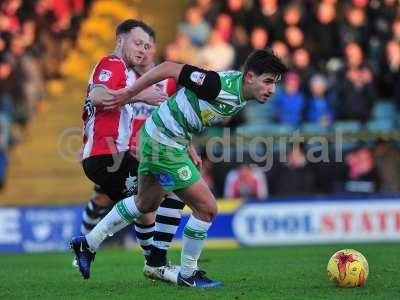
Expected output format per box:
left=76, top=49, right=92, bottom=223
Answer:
left=144, top=70, right=247, bottom=150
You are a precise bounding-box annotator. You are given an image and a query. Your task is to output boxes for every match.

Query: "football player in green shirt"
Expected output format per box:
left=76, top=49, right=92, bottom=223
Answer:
left=71, top=49, right=287, bottom=288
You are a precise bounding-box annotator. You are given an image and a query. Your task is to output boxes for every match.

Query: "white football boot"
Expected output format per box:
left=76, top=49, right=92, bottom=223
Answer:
left=143, top=262, right=180, bottom=284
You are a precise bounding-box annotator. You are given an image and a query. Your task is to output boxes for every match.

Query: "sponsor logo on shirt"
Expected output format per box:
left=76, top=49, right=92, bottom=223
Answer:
left=157, top=173, right=176, bottom=186
left=190, top=71, right=206, bottom=86
left=99, top=69, right=112, bottom=82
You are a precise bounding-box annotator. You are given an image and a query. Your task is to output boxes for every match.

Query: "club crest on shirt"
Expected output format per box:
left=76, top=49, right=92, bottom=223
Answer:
left=177, top=166, right=192, bottom=181
left=190, top=71, right=206, bottom=86
left=99, top=69, right=112, bottom=82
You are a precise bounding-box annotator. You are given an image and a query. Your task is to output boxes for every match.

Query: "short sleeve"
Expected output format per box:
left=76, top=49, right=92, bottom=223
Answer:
left=92, top=56, right=127, bottom=90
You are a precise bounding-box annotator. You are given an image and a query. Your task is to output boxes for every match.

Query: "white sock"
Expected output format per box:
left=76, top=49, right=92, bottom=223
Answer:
left=86, top=196, right=142, bottom=251
left=180, top=214, right=212, bottom=278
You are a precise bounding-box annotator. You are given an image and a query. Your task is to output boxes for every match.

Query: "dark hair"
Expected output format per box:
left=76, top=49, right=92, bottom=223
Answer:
left=115, top=19, right=154, bottom=39
left=147, top=26, right=156, bottom=42
left=243, top=49, right=288, bottom=77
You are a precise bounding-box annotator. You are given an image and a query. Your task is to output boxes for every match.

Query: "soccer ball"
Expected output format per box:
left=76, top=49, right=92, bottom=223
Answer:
left=327, top=249, right=369, bottom=288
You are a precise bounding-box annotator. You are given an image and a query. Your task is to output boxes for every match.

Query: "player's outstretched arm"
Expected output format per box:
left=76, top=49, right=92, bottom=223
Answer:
left=103, top=62, right=184, bottom=109
left=92, top=85, right=168, bottom=110
left=103, top=62, right=221, bottom=109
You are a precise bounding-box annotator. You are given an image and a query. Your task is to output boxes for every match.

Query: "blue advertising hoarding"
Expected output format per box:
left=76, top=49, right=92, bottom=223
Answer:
left=1, top=196, right=400, bottom=252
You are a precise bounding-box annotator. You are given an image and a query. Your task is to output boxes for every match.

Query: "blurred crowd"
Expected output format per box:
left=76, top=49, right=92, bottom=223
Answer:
left=200, top=140, right=400, bottom=199
left=165, top=0, right=400, bottom=200
left=165, top=0, right=400, bottom=128
left=0, top=0, right=90, bottom=188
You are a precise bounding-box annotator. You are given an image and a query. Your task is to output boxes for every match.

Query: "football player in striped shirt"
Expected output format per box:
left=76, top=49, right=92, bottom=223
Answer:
left=73, top=49, right=287, bottom=288
left=72, top=19, right=191, bottom=282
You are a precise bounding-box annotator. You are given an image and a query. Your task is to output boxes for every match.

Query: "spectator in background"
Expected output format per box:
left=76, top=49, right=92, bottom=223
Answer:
left=226, top=0, right=251, bottom=30
left=337, top=42, right=376, bottom=122
left=309, top=2, right=340, bottom=64
left=277, top=3, right=305, bottom=41
left=1, top=0, right=21, bottom=33
left=341, top=147, right=381, bottom=194
left=291, top=47, right=315, bottom=96
left=0, top=12, right=13, bottom=33
left=270, top=144, right=316, bottom=197
left=0, top=54, right=15, bottom=123
left=373, top=140, right=400, bottom=194
left=250, top=26, right=269, bottom=50
left=271, top=40, right=290, bottom=66
left=284, top=25, right=304, bottom=52
left=214, top=13, right=233, bottom=42
left=230, top=25, right=252, bottom=69
left=378, top=40, right=400, bottom=104
left=369, top=0, right=397, bottom=44
left=274, top=72, right=305, bottom=127
left=178, top=5, right=210, bottom=46
left=392, top=18, right=400, bottom=43
left=307, top=74, right=333, bottom=127
left=9, top=33, right=43, bottom=129
left=224, top=163, right=268, bottom=199
left=163, top=32, right=199, bottom=65
left=0, top=118, right=9, bottom=190
left=198, top=29, right=234, bottom=70
left=339, top=4, right=369, bottom=50
left=283, top=2, right=304, bottom=28
left=0, top=55, right=13, bottom=188
left=196, top=0, right=221, bottom=23
left=253, top=0, right=281, bottom=38
left=0, top=32, right=10, bottom=55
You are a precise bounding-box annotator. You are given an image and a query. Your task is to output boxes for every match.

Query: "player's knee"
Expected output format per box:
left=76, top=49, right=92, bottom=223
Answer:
left=93, top=192, right=112, bottom=207
left=198, top=201, right=218, bottom=222
left=136, top=196, right=159, bottom=213
left=207, top=202, right=218, bottom=220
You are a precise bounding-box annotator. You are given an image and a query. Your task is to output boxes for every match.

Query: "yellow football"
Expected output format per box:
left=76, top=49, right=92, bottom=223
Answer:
left=327, top=249, right=369, bottom=288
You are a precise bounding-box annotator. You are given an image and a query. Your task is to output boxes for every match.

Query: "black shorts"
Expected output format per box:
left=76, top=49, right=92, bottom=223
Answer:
left=82, top=151, right=139, bottom=202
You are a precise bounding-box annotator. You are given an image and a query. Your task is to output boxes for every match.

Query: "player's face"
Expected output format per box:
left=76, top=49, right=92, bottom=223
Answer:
left=121, top=27, right=151, bottom=67
left=139, top=39, right=156, bottom=68
left=248, top=72, right=280, bottom=103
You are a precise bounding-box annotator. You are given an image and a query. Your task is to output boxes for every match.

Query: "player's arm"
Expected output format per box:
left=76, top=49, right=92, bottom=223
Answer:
left=103, top=62, right=221, bottom=109
left=89, top=85, right=115, bottom=108
left=88, top=57, right=167, bottom=109
left=90, top=84, right=167, bottom=108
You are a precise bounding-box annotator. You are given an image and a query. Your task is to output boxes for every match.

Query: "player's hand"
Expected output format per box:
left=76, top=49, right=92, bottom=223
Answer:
left=102, top=86, right=167, bottom=110
left=89, top=86, right=126, bottom=109
left=89, top=87, right=130, bottom=110
left=101, top=87, right=131, bottom=110
left=188, top=145, right=202, bottom=170
left=135, top=85, right=168, bottom=106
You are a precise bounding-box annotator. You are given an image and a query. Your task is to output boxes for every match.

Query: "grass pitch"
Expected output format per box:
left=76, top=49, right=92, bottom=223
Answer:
left=0, top=243, right=399, bottom=300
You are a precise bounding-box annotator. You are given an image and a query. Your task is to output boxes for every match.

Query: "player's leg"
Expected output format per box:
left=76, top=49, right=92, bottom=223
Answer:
left=146, top=193, right=185, bottom=267
left=141, top=193, right=185, bottom=284
left=71, top=151, right=160, bottom=279
left=71, top=173, right=165, bottom=279
left=173, top=178, right=221, bottom=288
left=133, top=212, right=155, bottom=261
left=80, top=186, right=112, bottom=235
left=73, top=186, right=111, bottom=268
left=85, top=170, right=165, bottom=252
left=138, top=139, right=220, bottom=288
